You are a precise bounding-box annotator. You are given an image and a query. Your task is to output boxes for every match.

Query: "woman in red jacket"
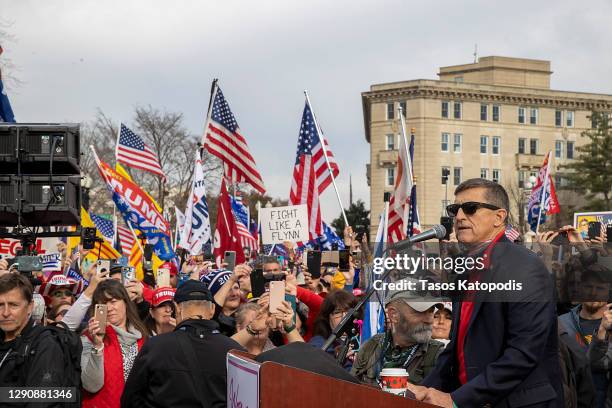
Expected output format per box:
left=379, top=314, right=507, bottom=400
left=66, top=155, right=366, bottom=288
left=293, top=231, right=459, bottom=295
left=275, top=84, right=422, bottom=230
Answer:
left=81, top=279, right=149, bottom=408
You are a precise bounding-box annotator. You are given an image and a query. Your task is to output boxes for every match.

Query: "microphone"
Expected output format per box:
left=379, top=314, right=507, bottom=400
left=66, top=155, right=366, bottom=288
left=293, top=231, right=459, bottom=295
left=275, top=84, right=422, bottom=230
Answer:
left=390, top=224, right=447, bottom=251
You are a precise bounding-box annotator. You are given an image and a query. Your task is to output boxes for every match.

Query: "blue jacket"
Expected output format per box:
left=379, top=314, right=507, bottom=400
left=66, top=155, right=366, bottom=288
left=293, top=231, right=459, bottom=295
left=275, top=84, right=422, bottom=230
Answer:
left=422, top=236, right=564, bottom=408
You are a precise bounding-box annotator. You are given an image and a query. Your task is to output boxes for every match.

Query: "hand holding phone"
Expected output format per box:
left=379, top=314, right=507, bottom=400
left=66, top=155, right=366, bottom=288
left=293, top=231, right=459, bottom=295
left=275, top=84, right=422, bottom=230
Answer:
left=269, top=281, right=285, bottom=313
left=589, top=222, right=602, bottom=240
left=97, top=259, right=111, bottom=276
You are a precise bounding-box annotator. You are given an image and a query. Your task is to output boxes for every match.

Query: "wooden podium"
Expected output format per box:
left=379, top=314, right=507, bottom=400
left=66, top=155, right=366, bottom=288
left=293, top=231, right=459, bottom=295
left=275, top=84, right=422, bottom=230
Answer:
left=227, top=350, right=438, bottom=408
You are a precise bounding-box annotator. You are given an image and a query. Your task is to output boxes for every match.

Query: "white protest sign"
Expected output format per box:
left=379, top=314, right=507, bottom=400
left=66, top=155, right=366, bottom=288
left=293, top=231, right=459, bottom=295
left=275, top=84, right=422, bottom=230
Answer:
left=260, top=204, right=308, bottom=244
left=227, top=353, right=259, bottom=408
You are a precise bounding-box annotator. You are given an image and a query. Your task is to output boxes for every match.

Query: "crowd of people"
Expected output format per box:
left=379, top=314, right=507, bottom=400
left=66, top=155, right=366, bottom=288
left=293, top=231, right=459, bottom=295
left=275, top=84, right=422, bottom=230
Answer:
left=0, top=178, right=610, bottom=407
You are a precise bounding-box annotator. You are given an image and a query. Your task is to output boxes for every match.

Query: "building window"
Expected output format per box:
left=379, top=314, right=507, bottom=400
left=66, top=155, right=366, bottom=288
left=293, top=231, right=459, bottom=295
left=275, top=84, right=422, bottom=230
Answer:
left=480, top=168, right=489, bottom=179
left=453, top=167, right=462, bottom=186
left=530, top=139, right=538, bottom=155
left=387, top=103, right=394, bottom=120
left=492, top=169, right=500, bottom=183
left=480, top=104, right=488, bottom=121
left=492, top=136, right=500, bottom=155
left=386, top=167, right=395, bottom=186
left=518, top=138, right=526, bottom=154
left=453, top=101, right=462, bottom=119
left=555, top=110, right=562, bottom=127
left=453, top=134, right=462, bottom=153
left=566, top=111, right=574, bottom=127
left=555, top=140, right=563, bottom=159
left=492, top=105, right=500, bottom=122
left=441, top=167, right=450, bottom=184
left=567, top=141, right=574, bottom=159
left=441, top=101, right=449, bottom=118
left=518, top=107, right=525, bottom=124
left=399, top=101, right=407, bottom=116
left=518, top=170, right=525, bottom=188
left=441, top=133, right=449, bottom=152
left=530, top=108, right=538, bottom=125
left=480, top=136, right=488, bottom=154
left=386, top=134, right=395, bottom=151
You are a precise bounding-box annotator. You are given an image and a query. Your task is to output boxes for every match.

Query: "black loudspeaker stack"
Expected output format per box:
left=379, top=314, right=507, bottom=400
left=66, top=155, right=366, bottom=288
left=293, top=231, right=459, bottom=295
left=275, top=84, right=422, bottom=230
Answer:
left=0, top=124, right=81, bottom=227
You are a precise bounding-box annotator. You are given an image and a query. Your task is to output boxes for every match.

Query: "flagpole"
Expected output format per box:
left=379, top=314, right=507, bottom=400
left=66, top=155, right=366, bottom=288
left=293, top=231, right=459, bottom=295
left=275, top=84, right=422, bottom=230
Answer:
left=535, top=151, right=552, bottom=234
left=173, top=207, right=180, bottom=251
left=303, top=90, right=349, bottom=228
left=256, top=201, right=261, bottom=251
left=200, top=79, right=219, bottom=155
left=383, top=200, right=390, bottom=250
left=126, top=221, right=145, bottom=257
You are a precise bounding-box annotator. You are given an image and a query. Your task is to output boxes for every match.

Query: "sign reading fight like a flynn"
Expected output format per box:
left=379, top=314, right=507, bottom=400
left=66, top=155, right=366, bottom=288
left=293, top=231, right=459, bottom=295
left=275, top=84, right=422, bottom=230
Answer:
left=227, top=353, right=259, bottom=408
left=260, top=204, right=308, bottom=244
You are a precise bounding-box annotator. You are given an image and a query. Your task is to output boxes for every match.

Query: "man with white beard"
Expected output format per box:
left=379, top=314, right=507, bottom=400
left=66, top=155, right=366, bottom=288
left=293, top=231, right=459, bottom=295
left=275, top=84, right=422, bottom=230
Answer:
left=351, top=278, right=445, bottom=385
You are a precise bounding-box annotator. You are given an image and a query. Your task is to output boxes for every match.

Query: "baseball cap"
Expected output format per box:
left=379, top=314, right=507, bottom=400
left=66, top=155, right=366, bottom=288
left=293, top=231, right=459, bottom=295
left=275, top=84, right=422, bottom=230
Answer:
left=151, top=287, right=176, bottom=307
left=174, top=280, right=213, bottom=304
left=384, top=277, right=442, bottom=312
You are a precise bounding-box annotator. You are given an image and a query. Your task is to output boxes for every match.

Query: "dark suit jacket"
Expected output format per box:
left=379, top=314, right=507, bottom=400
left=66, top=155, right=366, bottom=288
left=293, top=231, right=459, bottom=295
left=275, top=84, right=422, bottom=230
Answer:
left=422, top=235, right=564, bottom=408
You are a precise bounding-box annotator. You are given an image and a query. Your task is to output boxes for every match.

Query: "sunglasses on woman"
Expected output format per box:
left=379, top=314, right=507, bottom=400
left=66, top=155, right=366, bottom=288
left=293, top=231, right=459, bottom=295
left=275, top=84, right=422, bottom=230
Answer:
left=446, top=201, right=501, bottom=217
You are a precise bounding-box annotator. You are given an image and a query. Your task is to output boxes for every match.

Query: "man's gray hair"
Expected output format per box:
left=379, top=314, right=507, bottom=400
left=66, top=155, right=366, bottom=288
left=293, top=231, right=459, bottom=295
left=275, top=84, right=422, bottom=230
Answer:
left=454, top=178, right=510, bottom=213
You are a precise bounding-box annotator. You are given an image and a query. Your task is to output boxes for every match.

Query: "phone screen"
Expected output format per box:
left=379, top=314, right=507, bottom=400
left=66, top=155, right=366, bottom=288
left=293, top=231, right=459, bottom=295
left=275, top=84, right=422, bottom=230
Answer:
left=607, top=225, right=612, bottom=243
left=589, top=222, right=602, bottom=240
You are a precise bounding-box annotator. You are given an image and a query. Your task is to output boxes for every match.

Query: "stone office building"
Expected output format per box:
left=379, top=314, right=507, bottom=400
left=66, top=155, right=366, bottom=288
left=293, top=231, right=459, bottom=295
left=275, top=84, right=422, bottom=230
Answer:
left=362, top=56, right=612, bottom=239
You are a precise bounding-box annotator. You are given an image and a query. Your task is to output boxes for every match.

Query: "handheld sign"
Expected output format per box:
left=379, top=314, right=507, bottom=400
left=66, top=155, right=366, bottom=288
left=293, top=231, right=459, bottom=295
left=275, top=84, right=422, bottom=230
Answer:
left=260, top=204, right=308, bottom=245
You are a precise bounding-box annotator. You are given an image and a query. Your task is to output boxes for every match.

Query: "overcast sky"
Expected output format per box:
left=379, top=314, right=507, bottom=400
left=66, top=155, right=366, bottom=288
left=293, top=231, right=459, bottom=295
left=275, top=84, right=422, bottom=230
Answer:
left=2, top=0, right=612, bottom=220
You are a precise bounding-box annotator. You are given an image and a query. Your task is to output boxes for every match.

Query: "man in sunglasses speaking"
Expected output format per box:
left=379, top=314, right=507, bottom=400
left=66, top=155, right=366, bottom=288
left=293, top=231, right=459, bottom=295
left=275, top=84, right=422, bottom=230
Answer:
left=410, top=178, right=563, bottom=407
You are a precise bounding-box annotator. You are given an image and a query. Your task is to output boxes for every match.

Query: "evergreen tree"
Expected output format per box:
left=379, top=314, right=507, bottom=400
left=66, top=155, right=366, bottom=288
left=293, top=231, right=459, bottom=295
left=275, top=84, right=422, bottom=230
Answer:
left=331, top=200, right=370, bottom=240
left=561, top=111, right=612, bottom=210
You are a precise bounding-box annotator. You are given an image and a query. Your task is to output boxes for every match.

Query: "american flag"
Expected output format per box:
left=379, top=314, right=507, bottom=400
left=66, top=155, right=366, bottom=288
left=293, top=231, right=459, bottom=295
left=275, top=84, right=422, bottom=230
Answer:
left=117, top=224, right=136, bottom=256
left=204, top=86, right=266, bottom=194
left=387, top=128, right=414, bottom=243
left=289, top=100, right=339, bottom=240
left=90, top=213, right=115, bottom=246
left=116, top=124, right=166, bottom=180
left=505, top=224, right=521, bottom=242
left=230, top=196, right=258, bottom=251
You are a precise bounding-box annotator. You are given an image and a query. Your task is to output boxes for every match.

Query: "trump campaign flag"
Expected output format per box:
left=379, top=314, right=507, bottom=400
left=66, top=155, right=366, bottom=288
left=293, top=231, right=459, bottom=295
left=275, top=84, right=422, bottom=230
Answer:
left=179, top=151, right=211, bottom=255
left=528, top=151, right=560, bottom=232
left=92, top=147, right=175, bottom=261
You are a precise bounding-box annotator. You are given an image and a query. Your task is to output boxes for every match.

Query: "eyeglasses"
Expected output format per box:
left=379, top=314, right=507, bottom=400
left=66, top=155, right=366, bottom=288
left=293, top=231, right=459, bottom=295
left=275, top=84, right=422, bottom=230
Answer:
left=52, top=289, right=73, bottom=298
left=446, top=201, right=501, bottom=217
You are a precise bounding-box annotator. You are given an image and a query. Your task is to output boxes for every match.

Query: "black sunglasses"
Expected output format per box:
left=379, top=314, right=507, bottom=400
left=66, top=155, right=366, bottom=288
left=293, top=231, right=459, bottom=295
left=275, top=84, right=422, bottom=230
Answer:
left=446, top=201, right=501, bottom=217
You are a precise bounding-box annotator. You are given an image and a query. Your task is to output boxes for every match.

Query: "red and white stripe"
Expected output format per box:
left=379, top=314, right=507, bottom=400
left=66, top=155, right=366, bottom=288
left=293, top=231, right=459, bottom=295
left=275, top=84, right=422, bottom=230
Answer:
left=205, top=124, right=266, bottom=194
left=117, top=225, right=135, bottom=256
left=313, top=137, right=339, bottom=195
left=290, top=155, right=322, bottom=240
left=236, top=220, right=258, bottom=250
left=117, top=144, right=165, bottom=180
left=387, top=145, right=414, bottom=242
